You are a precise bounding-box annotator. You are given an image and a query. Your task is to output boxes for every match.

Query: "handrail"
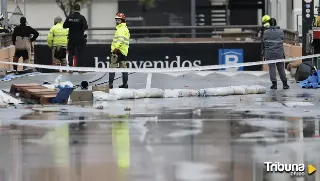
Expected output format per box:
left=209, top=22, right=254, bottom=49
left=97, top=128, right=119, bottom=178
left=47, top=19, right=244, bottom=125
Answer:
left=35, top=25, right=263, bottom=31
left=0, top=26, right=300, bottom=46
left=34, top=25, right=300, bottom=45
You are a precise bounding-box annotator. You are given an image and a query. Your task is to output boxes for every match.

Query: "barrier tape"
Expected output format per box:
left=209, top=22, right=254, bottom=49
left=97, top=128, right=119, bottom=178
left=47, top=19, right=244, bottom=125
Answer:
left=0, top=54, right=319, bottom=73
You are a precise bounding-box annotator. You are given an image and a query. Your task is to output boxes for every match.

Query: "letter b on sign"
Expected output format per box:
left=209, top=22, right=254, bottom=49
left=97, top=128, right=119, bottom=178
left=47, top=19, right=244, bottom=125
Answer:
left=218, top=49, right=244, bottom=71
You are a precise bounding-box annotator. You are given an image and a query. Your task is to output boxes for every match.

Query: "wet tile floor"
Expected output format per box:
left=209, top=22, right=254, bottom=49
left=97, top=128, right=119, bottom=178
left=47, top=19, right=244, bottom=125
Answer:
left=1, top=73, right=320, bottom=181
left=0, top=97, right=320, bottom=181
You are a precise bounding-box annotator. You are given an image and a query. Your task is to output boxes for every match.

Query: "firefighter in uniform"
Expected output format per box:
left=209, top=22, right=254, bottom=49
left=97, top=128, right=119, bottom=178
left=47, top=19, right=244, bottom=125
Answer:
left=262, top=18, right=289, bottom=89
left=47, top=16, right=69, bottom=69
left=260, top=15, right=271, bottom=60
left=261, top=15, right=271, bottom=36
left=109, top=13, right=130, bottom=89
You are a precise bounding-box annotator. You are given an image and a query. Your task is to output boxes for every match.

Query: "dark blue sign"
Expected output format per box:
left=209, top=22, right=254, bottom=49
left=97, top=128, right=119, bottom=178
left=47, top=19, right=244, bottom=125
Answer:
left=218, top=49, right=244, bottom=71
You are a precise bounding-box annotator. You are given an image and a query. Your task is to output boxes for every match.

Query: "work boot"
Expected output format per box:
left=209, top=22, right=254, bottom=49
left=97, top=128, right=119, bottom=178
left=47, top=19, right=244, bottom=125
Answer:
left=270, top=81, right=277, bottom=89
left=119, top=84, right=128, bottom=89
left=283, top=81, right=289, bottom=89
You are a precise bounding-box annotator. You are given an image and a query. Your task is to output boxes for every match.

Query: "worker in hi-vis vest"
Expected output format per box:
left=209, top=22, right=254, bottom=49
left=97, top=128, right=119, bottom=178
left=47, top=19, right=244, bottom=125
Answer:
left=47, top=16, right=69, bottom=71
left=109, top=12, right=130, bottom=89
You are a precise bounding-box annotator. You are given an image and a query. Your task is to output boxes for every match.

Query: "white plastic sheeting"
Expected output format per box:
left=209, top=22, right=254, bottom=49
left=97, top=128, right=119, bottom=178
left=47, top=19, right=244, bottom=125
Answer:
left=0, top=90, right=22, bottom=105
left=92, top=85, right=267, bottom=101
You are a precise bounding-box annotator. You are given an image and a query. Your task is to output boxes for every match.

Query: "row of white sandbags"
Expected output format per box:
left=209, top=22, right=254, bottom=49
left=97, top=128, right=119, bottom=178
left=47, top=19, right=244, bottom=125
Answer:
left=199, top=85, right=266, bottom=97
left=93, top=85, right=267, bottom=101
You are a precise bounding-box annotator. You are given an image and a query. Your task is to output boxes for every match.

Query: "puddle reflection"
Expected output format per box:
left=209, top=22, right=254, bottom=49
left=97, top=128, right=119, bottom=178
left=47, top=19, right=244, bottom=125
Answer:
left=1, top=108, right=320, bottom=181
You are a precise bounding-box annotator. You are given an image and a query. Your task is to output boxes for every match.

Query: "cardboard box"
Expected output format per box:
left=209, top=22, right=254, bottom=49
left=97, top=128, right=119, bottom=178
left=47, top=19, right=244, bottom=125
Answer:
left=262, top=43, right=302, bottom=71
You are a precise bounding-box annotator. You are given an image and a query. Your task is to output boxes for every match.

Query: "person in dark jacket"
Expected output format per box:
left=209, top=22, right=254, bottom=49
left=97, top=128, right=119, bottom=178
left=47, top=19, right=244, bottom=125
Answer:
left=63, top=3, right=88, bottom=68
left=12, top=17, right=39, bottom=71
left=262, top=18, right=289, bottom=90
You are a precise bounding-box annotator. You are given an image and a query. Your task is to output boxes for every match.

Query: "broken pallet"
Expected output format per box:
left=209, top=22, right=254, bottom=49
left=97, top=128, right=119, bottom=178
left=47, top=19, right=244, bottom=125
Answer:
left=10, top=84, right=59, bottom=104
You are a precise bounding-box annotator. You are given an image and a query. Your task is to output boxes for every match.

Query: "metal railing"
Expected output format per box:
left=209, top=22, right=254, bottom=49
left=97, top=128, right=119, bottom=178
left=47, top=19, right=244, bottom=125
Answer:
left=0, top=25, right=300, bottom=46
left=34, top=25, right=300, bottom=45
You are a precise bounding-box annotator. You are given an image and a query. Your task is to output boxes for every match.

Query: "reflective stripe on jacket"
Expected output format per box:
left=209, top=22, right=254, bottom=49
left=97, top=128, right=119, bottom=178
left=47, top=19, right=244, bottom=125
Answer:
left=111, top=23, right=130, bottom=56
left=47, top=23, right=69, bottom=47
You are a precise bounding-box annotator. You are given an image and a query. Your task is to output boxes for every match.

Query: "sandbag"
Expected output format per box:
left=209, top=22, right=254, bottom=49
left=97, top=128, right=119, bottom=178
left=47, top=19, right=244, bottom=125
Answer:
left=255, top=85, right=267, bottom=94
left=179, top=89, right=199, bottom=97
left=134, top=89, right=148, bottom=99
left=163, top=89, right=180, bottom=98
left=60, top=81, right=74, bottom=88
left=109, top=88, right=135, bottom=99
left=246, top=86, right=259, bottom=94
left=203, top=88, right=218, bottom=96
left=42, top=84, right=55, bottom=89
left=146, top=88, right=164, bottom=98
left=216, top=87, right=234, bottom=96
left=231, top=86, right=246, bottom=95
left=92, top=91, right=120, bottom=101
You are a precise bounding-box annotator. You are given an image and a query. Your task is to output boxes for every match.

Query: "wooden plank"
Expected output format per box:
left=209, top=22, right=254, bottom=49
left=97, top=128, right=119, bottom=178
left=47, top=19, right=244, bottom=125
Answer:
left=25, top=91, right=57, bottom=99
left=41, top=94, right=57, bottom=98
left=18, top=86, right=47, bottom=92
left=40, top=95, right=56, bottom=104
left=10, top=84, right=45, bottom=94
left=30, top=92, right=57, bottom=99
left=25, top=89, right=56, bottom=93
left=12, top=83, right=40, bottom=87
left=31, top=92, right=58, bottom=96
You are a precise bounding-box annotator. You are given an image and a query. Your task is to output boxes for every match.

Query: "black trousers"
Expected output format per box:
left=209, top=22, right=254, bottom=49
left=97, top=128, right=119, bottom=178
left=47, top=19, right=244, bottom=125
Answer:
left=67, top=42, right=85, bottom=67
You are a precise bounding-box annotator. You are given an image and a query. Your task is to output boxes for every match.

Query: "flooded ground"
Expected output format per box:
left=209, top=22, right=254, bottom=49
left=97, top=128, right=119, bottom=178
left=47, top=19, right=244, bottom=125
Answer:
left=0, top=72, right=320, bottom=181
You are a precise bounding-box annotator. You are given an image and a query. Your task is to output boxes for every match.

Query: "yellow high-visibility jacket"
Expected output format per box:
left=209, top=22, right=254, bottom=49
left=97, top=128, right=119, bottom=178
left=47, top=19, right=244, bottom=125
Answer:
left=314, top=16, right=320, bottom=27
left=47, top=23, right=69, bottom=48
left=111, top=23, right=130, bottom=56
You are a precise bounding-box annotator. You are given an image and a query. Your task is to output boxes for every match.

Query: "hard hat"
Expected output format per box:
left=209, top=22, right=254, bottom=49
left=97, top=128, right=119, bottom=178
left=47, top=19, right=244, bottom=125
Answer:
left=54, top=16, right=62, bottom=24
left=262, top=15, right=271, bottom=23
left=115, top=13, right=126, bottom=20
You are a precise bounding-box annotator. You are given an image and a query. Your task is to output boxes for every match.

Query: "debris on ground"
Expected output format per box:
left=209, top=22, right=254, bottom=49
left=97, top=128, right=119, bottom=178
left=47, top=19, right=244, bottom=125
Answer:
left=31, top=106, right=62, bottom=112
left=0, top=90, right=22, bottom=105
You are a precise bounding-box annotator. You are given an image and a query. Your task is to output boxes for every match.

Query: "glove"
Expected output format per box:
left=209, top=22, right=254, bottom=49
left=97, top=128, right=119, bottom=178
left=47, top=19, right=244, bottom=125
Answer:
left=287, top=63, right=292, bottom=71
left=112, top=48, right=118, bottom=54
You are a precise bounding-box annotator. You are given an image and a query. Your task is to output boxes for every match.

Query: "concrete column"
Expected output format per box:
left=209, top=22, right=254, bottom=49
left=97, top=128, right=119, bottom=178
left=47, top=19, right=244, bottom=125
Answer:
left=1, top=0, right=8, bottom=29
left=286, top=0, right=293, bottom=29
left=87, top=1, right=92, bottom=40
left=190, top=0, right=196, bottom=38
